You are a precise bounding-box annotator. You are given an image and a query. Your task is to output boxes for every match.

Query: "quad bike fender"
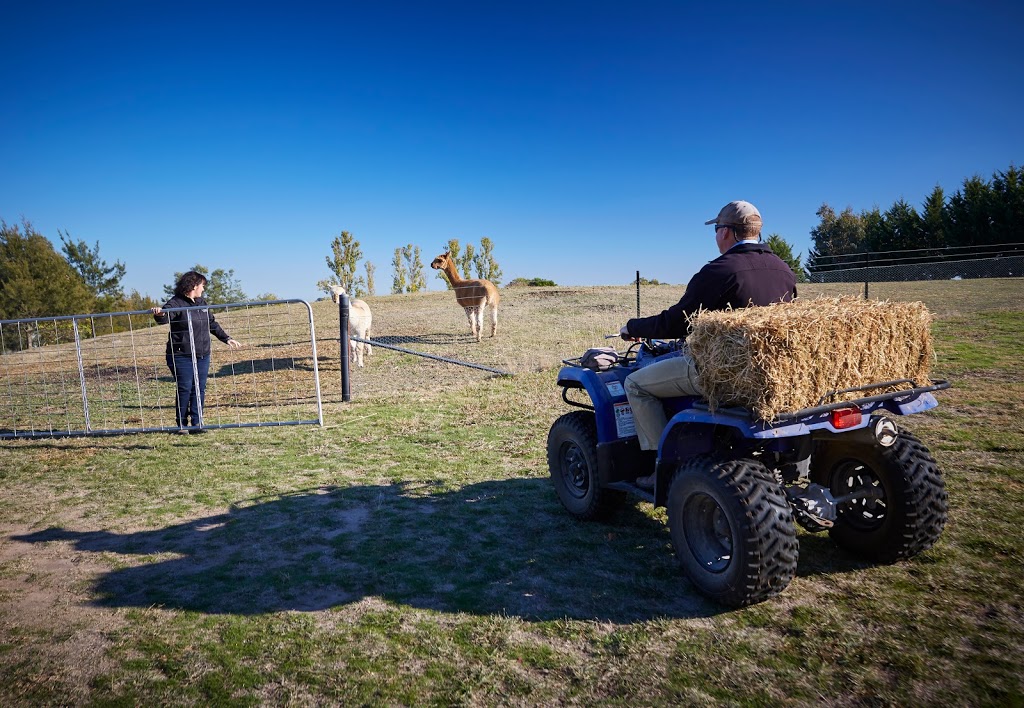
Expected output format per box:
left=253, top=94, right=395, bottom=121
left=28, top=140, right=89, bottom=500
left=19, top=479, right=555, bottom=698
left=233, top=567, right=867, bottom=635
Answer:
left=557, top=365, right=634, bottom=444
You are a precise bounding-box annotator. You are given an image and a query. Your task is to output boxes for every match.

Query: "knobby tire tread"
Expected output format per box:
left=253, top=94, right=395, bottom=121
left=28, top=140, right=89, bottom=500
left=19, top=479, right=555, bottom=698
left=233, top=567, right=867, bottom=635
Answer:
left=670, top=456, right=798, bottom=607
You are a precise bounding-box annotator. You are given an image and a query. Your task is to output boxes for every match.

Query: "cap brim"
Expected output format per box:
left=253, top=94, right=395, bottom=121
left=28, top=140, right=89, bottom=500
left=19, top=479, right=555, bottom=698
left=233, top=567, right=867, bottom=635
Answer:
left=704, top=217, right=717, bottom=225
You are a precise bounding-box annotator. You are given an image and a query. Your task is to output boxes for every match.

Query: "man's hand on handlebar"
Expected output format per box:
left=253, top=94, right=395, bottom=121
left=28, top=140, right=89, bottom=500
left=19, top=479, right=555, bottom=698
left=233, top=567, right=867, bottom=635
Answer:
left=619, top=325, right=636, bottom=341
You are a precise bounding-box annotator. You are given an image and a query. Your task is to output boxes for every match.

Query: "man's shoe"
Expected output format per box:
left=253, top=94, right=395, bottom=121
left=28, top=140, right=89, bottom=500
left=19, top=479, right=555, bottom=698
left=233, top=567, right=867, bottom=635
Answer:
left=174, top=428, right=189, bottom=435
left=636, top=473, right=656, bottom=490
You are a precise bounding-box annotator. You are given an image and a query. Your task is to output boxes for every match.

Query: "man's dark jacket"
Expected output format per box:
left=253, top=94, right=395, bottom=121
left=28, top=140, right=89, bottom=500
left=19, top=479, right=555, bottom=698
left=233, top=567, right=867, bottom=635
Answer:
left=625, top=242, right=797, bottom=339
left=153, top=295, right=231, bottom=358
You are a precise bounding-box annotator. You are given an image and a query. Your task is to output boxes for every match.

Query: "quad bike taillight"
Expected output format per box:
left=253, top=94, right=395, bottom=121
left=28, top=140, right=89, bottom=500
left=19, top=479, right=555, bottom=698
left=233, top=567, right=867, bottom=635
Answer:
left=830, top=407, right=862, bottom=429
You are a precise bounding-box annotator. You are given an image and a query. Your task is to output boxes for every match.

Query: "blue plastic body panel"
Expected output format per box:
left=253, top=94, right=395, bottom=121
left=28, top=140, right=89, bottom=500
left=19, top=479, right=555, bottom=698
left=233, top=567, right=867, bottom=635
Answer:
left=556, top=365, right=633, bottom=444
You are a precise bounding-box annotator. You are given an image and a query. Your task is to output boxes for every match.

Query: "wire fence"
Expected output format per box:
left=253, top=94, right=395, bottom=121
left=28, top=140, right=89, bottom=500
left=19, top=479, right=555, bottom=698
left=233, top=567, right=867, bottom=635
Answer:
left=1, top=300, right=323, bottom=439
left=808, top=243, right=1024, bottom=284
left=7, top=276, right=1019, bottom=423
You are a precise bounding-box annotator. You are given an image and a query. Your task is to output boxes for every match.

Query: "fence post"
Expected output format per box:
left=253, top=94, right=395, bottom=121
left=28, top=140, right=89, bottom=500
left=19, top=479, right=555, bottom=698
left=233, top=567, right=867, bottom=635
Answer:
left=635, top=271, right=641, bottom=317
left=863, top=248, right=870, bottom=299
left=339, top=294, right=351, bottom=403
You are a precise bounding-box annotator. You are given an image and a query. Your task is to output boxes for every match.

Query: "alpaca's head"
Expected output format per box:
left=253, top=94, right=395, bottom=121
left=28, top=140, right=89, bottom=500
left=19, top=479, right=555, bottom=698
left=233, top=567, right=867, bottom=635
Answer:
left=430, top=253, right=450, bottom=270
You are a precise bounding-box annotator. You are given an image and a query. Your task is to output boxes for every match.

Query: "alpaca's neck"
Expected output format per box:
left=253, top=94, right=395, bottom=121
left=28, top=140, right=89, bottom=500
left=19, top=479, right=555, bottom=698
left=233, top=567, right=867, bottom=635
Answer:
left=442, top=261, right=466, bottom=285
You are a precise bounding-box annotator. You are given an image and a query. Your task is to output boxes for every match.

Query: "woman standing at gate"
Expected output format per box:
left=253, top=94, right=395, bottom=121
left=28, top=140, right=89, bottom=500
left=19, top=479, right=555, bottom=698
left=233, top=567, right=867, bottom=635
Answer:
left=150, top=271, right=243, bottom=433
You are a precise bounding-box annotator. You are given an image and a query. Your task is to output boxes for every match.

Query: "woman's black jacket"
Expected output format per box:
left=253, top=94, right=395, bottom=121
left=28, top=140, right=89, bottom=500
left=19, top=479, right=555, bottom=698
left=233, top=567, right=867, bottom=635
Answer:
left=153, top=295, right=231, bottom=358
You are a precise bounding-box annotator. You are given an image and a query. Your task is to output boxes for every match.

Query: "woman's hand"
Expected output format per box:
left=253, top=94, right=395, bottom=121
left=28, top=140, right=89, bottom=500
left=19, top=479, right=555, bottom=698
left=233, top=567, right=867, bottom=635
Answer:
left=227, top=338, right=243, bottom=349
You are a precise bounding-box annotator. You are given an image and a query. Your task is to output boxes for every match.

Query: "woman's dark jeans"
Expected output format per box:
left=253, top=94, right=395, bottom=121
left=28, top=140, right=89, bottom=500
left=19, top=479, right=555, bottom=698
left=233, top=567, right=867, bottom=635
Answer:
left=166, top=354, right=210, bottom=428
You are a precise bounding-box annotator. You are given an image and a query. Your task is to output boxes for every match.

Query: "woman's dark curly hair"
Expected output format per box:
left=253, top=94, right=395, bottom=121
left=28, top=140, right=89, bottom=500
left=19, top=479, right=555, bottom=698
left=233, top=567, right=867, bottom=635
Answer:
left=174, top=271, right=208, bottom=297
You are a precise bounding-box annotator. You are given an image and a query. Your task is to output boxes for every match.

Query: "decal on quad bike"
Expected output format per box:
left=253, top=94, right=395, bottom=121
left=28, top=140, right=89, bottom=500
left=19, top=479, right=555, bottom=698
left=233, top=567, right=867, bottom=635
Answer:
left=613, top=402, right=635, bottom=438
left=605, top=380, right=625, bottom=397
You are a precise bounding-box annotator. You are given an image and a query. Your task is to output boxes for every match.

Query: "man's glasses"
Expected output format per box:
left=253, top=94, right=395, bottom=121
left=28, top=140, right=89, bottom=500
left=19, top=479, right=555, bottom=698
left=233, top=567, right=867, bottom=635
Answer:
left=714, top=224, right=731, bottom=233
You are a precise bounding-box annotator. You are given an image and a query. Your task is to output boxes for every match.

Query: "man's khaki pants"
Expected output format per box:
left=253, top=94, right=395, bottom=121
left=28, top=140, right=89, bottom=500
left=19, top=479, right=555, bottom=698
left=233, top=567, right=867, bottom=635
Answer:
left=624, top=353, right=703, bottom=451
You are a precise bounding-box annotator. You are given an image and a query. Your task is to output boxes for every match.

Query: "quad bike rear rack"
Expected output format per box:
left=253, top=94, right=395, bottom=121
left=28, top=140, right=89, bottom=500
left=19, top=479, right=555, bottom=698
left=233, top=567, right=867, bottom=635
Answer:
left=558, top=368, right=950, bottom=423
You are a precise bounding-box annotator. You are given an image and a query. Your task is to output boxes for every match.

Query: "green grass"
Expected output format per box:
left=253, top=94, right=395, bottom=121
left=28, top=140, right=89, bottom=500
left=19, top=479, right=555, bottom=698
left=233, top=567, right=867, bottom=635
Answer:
left=1, top=282, right=1023, bottom=705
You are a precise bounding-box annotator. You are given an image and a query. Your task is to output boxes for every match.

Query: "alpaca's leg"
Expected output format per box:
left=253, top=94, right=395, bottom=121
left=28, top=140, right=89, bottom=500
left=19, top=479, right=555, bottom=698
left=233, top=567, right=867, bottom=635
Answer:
left=489, top=304, right=498, bottom=337
left=355, top=327, right=371, bottom=357
left=464, top=306, right=480, bottom=340
left=474, top=307, right=484, bottom=342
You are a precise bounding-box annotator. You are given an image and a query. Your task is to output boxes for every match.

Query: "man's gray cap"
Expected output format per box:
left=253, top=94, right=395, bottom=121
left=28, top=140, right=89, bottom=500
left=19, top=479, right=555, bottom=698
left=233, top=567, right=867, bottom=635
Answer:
left=705, top=200, right=762, bottom=226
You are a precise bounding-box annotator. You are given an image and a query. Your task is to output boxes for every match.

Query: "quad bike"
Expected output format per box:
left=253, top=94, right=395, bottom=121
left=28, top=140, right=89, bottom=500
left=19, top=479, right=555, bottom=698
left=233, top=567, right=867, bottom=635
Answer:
left=547, top=339, right=950, bottom=608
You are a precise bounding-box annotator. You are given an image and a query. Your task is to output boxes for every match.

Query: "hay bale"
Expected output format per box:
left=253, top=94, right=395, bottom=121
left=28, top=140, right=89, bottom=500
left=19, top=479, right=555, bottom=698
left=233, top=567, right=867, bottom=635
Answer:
left=686, top=296, right=934, bottom=421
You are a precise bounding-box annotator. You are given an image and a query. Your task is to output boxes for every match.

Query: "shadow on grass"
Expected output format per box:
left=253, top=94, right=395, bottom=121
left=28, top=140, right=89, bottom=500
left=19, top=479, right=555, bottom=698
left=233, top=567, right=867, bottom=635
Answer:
left=212, top=356, right=315, bottom=377
left=12, top=479, right=731, bottom=622
left=11, top=480, right=878, bottom=621
left=372, top=333, right=478, bottom=346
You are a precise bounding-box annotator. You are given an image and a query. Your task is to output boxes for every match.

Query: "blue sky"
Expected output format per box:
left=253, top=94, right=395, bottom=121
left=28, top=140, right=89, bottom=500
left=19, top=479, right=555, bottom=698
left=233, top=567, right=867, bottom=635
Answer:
left=2, top=1, right=1022, bottom=301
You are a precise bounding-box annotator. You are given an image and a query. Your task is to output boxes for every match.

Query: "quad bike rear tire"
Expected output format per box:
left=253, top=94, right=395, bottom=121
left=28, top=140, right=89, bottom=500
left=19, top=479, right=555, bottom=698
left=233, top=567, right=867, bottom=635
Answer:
left=547, top=411, right=625, bottom=521
left=667, top=456, right=798, bottom=608
left=812, top=429, right=947, bottom=562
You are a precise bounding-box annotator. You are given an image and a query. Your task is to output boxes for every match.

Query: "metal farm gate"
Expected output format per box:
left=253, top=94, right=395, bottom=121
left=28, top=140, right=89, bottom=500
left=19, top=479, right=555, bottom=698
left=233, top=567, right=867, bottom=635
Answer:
left=0, top=300, right=323, bottom=439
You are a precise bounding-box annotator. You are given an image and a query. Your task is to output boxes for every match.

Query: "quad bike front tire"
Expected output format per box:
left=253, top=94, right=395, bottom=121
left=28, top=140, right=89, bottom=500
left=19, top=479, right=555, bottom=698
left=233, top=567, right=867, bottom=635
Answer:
left=667, top=456, right=798, bottom=608
left=812, top=429, right=947, bottom=563
left=547, top=411, right=625, bottom=521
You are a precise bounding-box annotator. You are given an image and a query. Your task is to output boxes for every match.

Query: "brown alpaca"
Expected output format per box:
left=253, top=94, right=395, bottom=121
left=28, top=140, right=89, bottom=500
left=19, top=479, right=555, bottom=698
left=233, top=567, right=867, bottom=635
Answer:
left=430, top=252, right=500, bottom=341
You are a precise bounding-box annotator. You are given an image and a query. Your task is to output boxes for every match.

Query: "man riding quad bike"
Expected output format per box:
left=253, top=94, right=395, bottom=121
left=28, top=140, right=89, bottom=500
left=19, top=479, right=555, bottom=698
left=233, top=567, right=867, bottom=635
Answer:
left=546, top=337, right=949, bottom=608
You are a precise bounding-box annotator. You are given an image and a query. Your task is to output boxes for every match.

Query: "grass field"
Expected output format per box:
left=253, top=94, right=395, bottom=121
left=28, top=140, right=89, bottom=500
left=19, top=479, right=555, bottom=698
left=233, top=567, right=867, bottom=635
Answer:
left=1, top=280, right=1022, bottom=705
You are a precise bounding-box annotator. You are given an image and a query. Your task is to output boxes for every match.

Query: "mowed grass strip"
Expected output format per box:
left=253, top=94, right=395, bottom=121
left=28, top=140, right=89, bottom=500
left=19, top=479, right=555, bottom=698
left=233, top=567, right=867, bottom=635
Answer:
left=0, top=281, right=1022, bottom=705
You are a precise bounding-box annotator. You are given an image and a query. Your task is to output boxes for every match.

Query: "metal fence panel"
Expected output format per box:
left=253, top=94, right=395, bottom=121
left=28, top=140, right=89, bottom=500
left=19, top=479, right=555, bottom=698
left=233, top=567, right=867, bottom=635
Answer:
left=0, top=300, right=322, bottom=439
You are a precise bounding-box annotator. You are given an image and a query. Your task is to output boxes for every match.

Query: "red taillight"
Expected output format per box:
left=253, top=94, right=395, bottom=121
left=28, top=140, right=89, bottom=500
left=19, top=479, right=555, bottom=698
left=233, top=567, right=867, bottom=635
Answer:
left=830, top=407, right=863, bottom=429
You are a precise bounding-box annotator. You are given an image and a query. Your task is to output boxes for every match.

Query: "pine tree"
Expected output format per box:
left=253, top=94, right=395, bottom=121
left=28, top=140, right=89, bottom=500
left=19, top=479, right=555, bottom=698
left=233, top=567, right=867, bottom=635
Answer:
left=59, top=231, right=126, bottom=312
left=0, top=219, right=94, bottom=321
left=991, top=164, right=1024, bottom=244
left=882, top=199, right=925, bottom=251
left=947, top=175, right=995, bottom=247
left=921, top=185, right=949, bottom=249
left=764, top=234, right=806, bottom=282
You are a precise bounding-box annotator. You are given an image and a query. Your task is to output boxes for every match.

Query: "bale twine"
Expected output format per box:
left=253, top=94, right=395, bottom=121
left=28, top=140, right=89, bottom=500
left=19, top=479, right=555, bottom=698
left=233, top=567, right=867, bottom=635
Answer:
left=686, top=296, right=934, bottom=421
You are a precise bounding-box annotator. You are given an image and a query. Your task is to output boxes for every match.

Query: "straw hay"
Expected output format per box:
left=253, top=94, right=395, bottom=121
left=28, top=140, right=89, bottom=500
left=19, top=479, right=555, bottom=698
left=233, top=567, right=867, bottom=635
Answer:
left=686, top=296, right=934, bottom=421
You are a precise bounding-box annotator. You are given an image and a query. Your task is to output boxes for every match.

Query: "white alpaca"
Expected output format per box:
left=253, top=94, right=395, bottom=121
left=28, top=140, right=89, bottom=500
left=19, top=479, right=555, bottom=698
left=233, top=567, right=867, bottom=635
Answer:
left=330, top=286, right=373, bottom=367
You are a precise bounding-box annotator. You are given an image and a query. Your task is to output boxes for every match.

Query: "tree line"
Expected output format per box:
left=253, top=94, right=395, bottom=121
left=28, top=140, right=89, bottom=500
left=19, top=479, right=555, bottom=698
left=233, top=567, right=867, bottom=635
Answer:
left=318, top=232, right=503, bottom=298
left=0, top=219, right=508, bottom=322
left=0, top=219, right=148, bottom=321
left=808, top=163, right=1023, bottom=271
left=0, top=219, right=279, bottom=322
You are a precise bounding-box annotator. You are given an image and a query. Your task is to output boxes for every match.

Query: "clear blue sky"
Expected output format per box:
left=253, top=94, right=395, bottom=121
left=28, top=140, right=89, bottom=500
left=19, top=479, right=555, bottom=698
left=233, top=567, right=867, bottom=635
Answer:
left=3, top=1, right=1022, bottom=301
